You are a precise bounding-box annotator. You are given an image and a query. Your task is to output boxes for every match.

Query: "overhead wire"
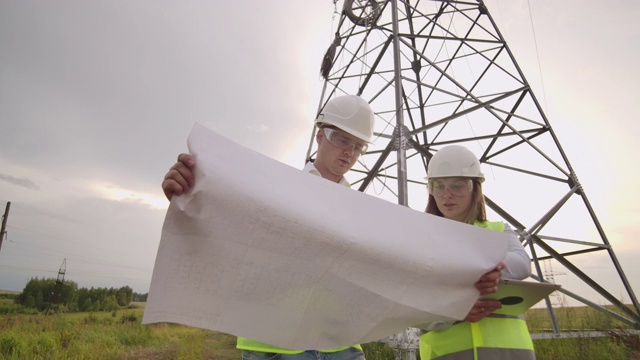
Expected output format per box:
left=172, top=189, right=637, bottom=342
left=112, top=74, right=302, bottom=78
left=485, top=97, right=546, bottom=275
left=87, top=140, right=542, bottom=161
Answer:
left=526, top=0, right=548, bottom=111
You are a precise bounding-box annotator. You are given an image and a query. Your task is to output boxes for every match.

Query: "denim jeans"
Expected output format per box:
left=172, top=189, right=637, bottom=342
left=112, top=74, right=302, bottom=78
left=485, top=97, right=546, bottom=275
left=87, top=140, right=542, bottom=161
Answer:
left=241, top=348, right=365, bottom=360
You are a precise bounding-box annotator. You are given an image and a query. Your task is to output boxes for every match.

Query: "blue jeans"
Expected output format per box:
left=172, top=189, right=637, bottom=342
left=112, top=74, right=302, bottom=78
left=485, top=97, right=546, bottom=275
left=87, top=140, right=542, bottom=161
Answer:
left=241, top=348, right=365, bottom=360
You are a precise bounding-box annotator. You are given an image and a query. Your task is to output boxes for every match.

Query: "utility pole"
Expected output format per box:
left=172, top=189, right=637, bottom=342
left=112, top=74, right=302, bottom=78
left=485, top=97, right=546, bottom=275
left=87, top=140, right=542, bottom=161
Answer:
left=0, top=201, right=10, bottom=254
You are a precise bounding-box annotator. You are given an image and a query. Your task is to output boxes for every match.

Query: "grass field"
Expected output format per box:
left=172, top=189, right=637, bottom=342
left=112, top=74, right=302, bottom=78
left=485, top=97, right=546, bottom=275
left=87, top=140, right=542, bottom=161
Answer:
left=0, top=300, right=638, bottom=359
left=0, top=306, right=242, bottom=360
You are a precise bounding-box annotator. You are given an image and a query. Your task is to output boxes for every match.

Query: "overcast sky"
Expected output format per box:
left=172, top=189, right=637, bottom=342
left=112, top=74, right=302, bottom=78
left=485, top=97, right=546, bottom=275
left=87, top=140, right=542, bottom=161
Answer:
left=0, top=0, right=638, bottom=313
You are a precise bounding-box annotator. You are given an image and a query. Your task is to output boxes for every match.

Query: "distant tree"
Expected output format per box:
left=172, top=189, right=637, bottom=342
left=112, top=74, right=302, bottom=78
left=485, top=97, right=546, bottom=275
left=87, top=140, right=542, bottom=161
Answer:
left=82, top=298, right=93, bottom=312
left=59, top=280, right=77, bottom=308
left=15, top=277, right=41, bottom=306
left=16, top=278, right=139, bottom=313
left=115, top=286, right=133, bottom=306
left=16, top=278, right=55, bottom=311
left=103, top=295, right=120, bottom=312
left=24, top=295, right=35, bottom=309
left=75, top=288, right=91, bottom=312
left=132, top=292, right=148, bottom=302
left=35, top=290, right=44, bottom=311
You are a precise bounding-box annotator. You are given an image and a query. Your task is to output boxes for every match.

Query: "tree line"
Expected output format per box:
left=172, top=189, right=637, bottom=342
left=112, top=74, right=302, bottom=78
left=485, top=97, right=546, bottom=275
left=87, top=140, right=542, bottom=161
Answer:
left=13, top=277, right=147, bottom=313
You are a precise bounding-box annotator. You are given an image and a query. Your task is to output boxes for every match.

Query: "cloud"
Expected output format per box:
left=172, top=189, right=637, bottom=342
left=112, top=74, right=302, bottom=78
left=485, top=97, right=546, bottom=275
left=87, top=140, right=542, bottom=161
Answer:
left=0, top=0, right=637, bottom=306
left=0, top=173, right=40, bottom=190
left=91, top=183, right=168, bottom=210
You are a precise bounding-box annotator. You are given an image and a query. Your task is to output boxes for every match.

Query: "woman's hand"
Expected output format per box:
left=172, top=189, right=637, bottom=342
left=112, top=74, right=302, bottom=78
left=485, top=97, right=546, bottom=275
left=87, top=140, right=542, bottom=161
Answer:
left=464, top=299, right=502, bottom=322
left=475, top=261, right=504, bottom=295
left=464, top=261, right=505, bottom=322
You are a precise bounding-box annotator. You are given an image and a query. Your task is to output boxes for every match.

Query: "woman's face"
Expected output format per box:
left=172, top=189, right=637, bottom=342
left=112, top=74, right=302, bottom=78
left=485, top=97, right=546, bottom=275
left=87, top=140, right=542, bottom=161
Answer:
left=428, top=177, right=474, bottom=222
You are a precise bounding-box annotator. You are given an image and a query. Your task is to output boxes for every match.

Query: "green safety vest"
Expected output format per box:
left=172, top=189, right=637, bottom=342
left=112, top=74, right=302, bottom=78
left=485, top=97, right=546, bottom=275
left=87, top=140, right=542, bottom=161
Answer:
left=236, top=338, right=362, bottom=354
left=419, top=221, right=535, bottom=360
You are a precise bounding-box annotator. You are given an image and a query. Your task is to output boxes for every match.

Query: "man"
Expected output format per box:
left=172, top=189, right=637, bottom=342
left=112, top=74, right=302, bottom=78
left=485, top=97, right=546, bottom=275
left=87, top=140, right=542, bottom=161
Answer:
left=161, top=95, right=503, bottom=360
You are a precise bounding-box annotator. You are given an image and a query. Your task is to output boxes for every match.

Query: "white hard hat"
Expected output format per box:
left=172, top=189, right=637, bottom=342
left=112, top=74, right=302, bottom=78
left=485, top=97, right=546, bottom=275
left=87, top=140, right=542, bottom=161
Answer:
left=427, top=145, right=485, bottom=182
left=314, top=95, right=375, bottom=143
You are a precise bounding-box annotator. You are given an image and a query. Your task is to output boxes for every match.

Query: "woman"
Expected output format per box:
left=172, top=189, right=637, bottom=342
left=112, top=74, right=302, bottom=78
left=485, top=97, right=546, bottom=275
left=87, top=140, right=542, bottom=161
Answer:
left=419, top=145, right=535, bottom=360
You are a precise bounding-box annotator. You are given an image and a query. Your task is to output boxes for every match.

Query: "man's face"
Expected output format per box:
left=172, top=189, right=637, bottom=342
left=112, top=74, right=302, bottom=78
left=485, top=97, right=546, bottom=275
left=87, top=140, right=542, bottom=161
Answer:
left=314, top=127, right=365, bottom=180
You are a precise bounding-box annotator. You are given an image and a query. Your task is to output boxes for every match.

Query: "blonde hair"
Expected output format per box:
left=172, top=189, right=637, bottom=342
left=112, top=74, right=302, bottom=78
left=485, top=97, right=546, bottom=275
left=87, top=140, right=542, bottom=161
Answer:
left=425, top=178, right=486, bottom=224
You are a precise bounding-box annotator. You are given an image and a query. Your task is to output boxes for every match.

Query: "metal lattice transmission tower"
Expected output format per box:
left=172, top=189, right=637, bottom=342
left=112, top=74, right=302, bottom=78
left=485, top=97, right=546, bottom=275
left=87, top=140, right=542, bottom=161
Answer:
left=306, top=0, right=640, bottom=331
left=47, top=258, right=66, bottom=314
left=543, top=259, right=566, bottom=307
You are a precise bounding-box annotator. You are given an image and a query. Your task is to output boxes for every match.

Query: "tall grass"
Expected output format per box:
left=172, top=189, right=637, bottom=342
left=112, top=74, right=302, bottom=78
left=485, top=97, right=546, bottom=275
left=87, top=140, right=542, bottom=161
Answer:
left=525, top=306, right=637, bottom=360
left=0, top=304, right=637, bottom=359
left=0, top=307, right=240, bottom=360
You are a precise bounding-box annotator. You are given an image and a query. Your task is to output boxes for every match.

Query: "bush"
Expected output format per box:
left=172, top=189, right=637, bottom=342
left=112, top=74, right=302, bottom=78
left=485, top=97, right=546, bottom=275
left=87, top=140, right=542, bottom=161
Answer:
left=0, top=302, right=20, bottom=315
left=362, top=341, right=396, bottom=360
left=120, top=313, right=138, bottom=325
left=116, top=325, right=153, bottom=346
left=0, top=292, right=18, bottom=300
left=32, top=334, right=60, bottom=358
left=83, top=313, right=99, bottom=325
left=0, top=301, right=39, bottom=315
left=0, top=333, right=25, bottom=357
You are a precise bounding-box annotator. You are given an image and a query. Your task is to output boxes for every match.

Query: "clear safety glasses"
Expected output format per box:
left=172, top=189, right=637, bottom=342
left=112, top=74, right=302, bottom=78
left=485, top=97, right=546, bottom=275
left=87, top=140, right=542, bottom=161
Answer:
left=428, top=178, right=474, bottom=197
left=323, top=127, right=368, bottom=155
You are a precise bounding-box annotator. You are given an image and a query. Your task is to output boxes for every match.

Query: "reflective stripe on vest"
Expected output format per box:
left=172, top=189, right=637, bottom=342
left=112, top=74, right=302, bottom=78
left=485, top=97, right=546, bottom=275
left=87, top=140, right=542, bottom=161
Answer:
left=419, top=220, right=535, bottom=360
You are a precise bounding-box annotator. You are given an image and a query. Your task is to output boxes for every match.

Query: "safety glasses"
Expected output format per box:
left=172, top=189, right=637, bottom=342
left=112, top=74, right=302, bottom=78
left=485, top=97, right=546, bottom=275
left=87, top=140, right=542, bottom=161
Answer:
left=323, top=128, right=368, bottom=155
left=428, top=178, right=473, bottom=197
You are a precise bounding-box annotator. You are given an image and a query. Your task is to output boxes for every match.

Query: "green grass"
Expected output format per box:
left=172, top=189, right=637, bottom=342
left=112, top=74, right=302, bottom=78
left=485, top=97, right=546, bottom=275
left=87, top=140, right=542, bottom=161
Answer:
left=0, top=308, right=241, bottom=360
left=0, top=304, right=638, bottom=359
left=524, top=305, right=639, bottom=360
left=525, top=304, right=637, bottom=331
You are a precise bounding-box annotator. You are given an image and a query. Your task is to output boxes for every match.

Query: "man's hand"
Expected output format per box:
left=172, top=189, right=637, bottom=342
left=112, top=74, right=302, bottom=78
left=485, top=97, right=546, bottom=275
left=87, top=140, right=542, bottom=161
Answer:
left=162, top=153, right=196, bottom=200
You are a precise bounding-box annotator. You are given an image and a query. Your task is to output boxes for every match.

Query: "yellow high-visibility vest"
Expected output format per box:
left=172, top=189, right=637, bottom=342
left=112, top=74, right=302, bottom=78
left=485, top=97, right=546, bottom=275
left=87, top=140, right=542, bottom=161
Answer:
left=419, top=221, right=535, bottom=360
left=236, top=338, right=362, bottom=354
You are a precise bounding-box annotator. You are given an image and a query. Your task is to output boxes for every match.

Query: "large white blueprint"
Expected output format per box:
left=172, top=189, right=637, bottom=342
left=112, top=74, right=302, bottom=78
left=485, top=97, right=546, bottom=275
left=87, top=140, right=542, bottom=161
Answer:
left=142, top=122, right=508, bottom=350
